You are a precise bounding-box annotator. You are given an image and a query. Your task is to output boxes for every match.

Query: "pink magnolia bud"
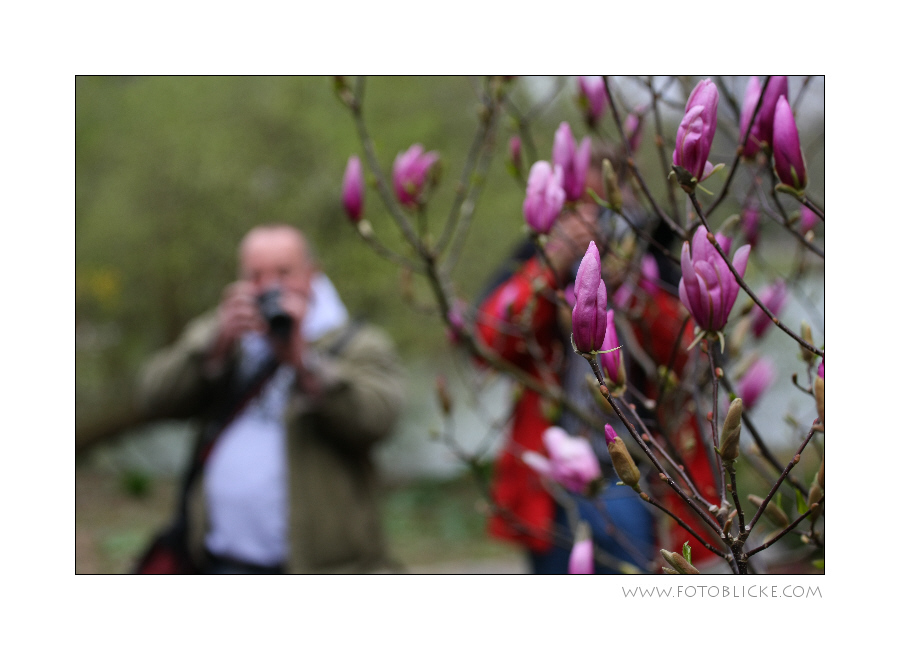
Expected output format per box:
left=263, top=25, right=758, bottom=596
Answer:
left=522, top=427, right=601, bottom=494
left=600, top=310, right=626, bottom=388
left=672, top=79, right=718, bottom=183
left=446, top=299, right=466, bottom=345
left=604, top=423, right=617, bottom=446
left=625, top=110, right=644, bottom=152
left=772, top=96, right=807, bottom=191
left=738, top=357, right=776, bottom=410
left=638, top=255, right=660, bottom=295
left=392, top=144, right=439, bottom=206
left=739, top=76, right=762, bottom=158
left=341, top=155, right=364, bottom=223
left=568, top=522, right=594, bottom=574
left=678, top=226, right=750, bottom=332
left=741, top=205, right=760, bottom=247
left=799, top=205, right=818, bottom=235
left=508, top=135, right=522, bottom=173
left=552, top=122, right=591, bottom=202
left=818, top=359, right=824, bottom=380
left=577, top=76, right=607, bottom=127
left=523, top=160, right=566, bottom=234
left=740, top=76, right=788, bottom=158
left=571, top=241, right=609, bottom=353
left=751, top=280, right=788, bottom=338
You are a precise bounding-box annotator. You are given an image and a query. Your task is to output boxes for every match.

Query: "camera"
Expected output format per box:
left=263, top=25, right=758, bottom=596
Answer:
left=257, top=288, right=294, bottom=342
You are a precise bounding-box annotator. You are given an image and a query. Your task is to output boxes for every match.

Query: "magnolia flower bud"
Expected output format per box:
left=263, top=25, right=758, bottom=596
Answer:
left=435, top=375, right=453, bottom=416
left=799, top=205, right=818, bottom=235
left=568, top=522, right=594, bottom=574
left=739, top=76, right=788, bottom=158
left=751, top=280, right=788, bottom=339
left=341, top=155, right=364, bottom=223
left=737, top=358, right=776, bottom=410
left=600, top=310, right=626, bottom=390
left=672, top=79, right=719, bottom=186
left=800, top=322, right=817, bottom=364
left=814, top=374, right=824, bottom=426
left=772, top=96, right=807, bottom=192
left=552, top=122, right=591, bottom=202
left=748, top=494, right=790, bottom=528
left=816, top=459, right=824, bottom=489
left=602, top=159, right=623, bottom=213
left=679, top=226, right=750, bottom=333
left=606, top=426, right=641, bottom=489
left=571, top=241, right=609, bottom=354
left=576, top=76, right=607, bottom=128
left=522, top=161, right=566, bottom=234
left=392, top=144, right=439, bottom=206
left=717, top=398, right=743, bottom=461
left=660, top=549, right=700, bottom=575
left=808, top=483, right=823, bottom=526
left=508, top=135, right=522, bottom=175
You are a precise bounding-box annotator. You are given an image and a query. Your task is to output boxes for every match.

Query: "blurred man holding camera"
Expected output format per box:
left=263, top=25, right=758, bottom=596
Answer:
left=137, top=224, right=405, bottom=574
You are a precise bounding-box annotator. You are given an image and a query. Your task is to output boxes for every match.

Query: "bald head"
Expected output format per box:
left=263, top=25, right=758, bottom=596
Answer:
left=239, top=224, right=316, bottom=297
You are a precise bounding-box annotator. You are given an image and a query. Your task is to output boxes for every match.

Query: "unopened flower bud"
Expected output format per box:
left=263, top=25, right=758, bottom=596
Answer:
left=748, top=494, right=790, bottom=528
left=816, top=460, right=824, bottom=489
left=800, top=322, right=816, bottom=364
left=341, top=155, right=365, bottom=223
left=508, top=135, right=522, bottom=176
left=717, top=398, right=743, bottom=461
left=435, top=375, right=453, bottom=416
left=607, top=432, right=641, bottom=489
left=568, top=521, right=594, bottom=574
left=807, top=483, right=823, bottom=526
left=602, top=159, right=623, bottom=213
left=814, top=375, right=824, bottom=426
left=660, top=549, right=700, bottom=575
left=772, top=96, right=807, bottom=192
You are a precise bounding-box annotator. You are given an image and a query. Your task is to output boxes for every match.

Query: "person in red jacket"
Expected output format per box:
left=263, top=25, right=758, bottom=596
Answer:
left=475, top=150, right=721, bottom=573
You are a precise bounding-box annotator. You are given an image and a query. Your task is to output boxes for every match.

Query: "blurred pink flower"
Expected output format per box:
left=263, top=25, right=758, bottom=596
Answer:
left=738, top=357, right=777, bottom=410
left=751, top=280, right=788, bottom=338
left=522, top=427, right=601, bottom=494
left=741, top=205, right=760, bottom=247
left=568, top=524, right=594, bottom=574
left=577, top=76, right=607, bottom=127
left=523, top=161, right=566, bottom=234
left=625, top=110, right=644, bottom=152
left=341, top=155, right=364, bottom=223
left=552, top=122, right=591, bottom=202
left=509, top=135, right=522, bottom=173
left=799, top=205, right=818, bottom=234
left=392, top=144, right=439, bottom=206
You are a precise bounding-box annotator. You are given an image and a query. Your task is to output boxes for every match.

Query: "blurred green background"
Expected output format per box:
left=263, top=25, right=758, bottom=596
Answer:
left=75, top=76, right=824, bottom=573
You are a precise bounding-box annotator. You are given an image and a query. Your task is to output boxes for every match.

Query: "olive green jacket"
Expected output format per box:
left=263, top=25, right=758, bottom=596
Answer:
left=136, top=312, right=405, bottom=573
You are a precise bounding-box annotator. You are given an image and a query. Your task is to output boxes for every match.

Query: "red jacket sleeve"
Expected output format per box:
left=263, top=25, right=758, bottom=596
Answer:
left=476, top=257, right=562, bottom=372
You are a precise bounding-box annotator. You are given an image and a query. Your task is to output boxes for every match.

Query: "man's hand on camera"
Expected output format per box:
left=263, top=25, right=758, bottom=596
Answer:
left=206, top=281, right=265, bottom=374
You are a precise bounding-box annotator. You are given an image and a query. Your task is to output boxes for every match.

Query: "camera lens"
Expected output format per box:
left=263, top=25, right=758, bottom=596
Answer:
left=257, top=288, right=293, bottom=342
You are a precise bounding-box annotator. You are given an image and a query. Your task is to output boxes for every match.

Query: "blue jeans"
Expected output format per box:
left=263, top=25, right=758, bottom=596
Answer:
left=529, top=485, right=656, bottom=574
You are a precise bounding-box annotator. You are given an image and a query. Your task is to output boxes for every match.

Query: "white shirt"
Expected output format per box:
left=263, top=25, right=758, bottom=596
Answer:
left=203, top=273, right=348, bottom=566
